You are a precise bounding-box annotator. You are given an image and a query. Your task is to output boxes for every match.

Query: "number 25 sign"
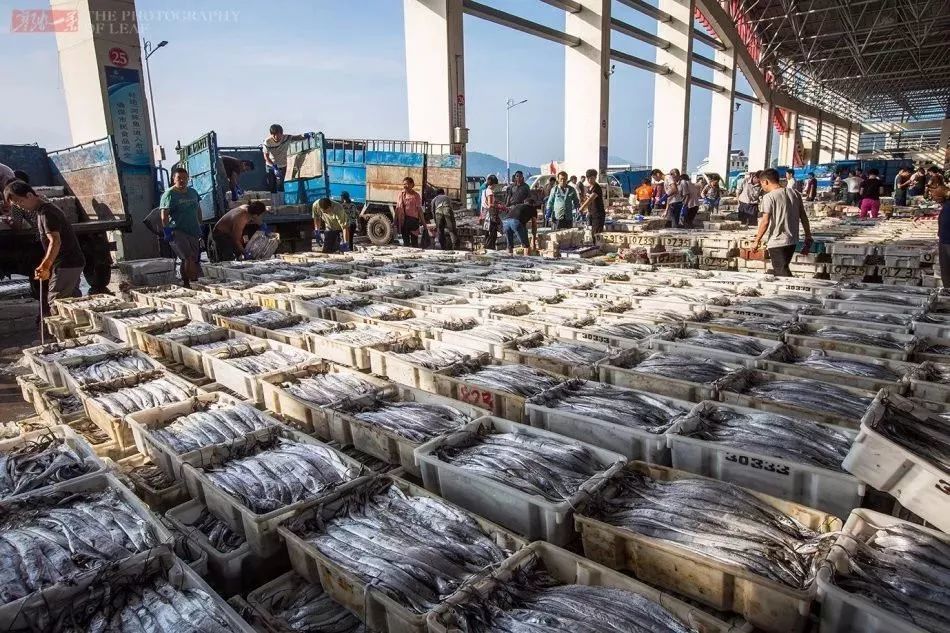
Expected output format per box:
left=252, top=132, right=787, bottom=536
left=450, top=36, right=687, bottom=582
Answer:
left=109, top=47, right=129, bottom=67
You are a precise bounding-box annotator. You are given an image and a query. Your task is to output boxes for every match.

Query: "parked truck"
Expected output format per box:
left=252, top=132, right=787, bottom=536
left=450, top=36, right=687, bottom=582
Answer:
left=175, top=131, right=465, bottom=248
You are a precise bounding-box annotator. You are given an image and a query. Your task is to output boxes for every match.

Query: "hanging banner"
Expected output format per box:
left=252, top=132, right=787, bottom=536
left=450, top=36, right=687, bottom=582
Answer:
left=105, top=64, right=151, bottom=174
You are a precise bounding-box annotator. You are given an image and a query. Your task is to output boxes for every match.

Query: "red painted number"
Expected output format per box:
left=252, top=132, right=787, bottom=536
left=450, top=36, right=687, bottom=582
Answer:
left=109, top=47, right=128, bottom=67
left=459, top=385, right=494, bottom=410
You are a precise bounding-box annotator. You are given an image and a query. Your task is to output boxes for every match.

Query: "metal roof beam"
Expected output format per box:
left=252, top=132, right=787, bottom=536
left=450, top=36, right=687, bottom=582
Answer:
left=462, top=0, right=581, bottom=47
left=691, top=76, right=726, bottom=93
left=539, top=0, right=582, bottom=13
left=610, top=17, right=671, bottom=49
left=693, top=28, right=726, bottom=51
left=609, top=48, right=671, bottom=75
left=617, top=0, right=671, bottom=22
left=693, top=53, right=728, bottom=72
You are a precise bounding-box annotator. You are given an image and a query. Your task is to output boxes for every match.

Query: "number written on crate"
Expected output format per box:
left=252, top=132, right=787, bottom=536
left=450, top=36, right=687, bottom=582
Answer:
left=458, top=384, right=494, bottom=410
left=936, top=478, right=950, bottom=496
left=581, top=333, right=609, bottom=344
left=725, top=452, right=790, bottom=475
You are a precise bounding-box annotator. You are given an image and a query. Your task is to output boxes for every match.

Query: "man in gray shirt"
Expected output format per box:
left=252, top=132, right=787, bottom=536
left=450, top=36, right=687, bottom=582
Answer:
left=505, top=171, right=532, bottom=206
left=752, top=169, right=813, bottom=277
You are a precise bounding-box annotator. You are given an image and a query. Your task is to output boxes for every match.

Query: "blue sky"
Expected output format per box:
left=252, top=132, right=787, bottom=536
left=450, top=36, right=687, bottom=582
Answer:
left=1, top=0, right=753, bottom=171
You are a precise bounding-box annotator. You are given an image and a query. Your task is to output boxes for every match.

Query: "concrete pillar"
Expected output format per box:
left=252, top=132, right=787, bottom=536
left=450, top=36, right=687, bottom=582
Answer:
left=817, top=115, right=833, bottom=163
left=404, top=0, right=465, bottom=147
left=844, top=124, right=853, bottom=159
left=706, top=45, right=736, bottom=177
left=651, top=0, right=695, bottom=172
left=777, top=110, right=797, bottom=166
left=939, top=119, right=950, bottom=169
left=830, top=125, right=839, bottom=161
left=564, top=0, right=611, bottom=176
left=748, top=101, right=773, bottom=171
left=52, top=0, right=156, bottom=260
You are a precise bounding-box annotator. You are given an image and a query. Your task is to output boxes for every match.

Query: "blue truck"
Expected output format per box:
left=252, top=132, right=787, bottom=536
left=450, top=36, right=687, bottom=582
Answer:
left=176, top=131, right=464, bottom=248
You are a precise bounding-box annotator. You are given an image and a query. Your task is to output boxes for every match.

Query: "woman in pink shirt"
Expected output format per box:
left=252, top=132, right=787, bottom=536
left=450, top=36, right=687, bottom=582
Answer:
left=395, top=176, right=424, bottom=247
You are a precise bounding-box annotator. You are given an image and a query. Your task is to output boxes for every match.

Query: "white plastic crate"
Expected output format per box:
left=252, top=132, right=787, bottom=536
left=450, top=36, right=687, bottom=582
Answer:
left=647, top=325, right=785, bottom=368
left=203, top=338, right=319, bottom=402
left=0, top=425, right=107, bottom=501
left=758, top=345, right=913, bottom=395
left=786, top=325, right=918, bottom=361
left=366, top=337, right=487, bottom=393
left=23, top=335, right=122, bottom=387
left=56, top=348, right=166, bottom=392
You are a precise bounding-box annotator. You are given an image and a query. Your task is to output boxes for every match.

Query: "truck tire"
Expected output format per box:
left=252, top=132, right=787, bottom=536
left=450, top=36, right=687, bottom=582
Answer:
left=366, top=214, right=394, bottom=245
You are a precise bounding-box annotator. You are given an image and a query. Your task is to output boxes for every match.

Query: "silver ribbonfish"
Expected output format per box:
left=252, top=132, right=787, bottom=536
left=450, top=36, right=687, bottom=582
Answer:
left=150, top=403, right=278, bottom=454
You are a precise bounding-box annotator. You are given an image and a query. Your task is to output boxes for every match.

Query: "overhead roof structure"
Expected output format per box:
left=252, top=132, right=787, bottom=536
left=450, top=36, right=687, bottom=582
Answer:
left=724, top=0, right=950, bottom=122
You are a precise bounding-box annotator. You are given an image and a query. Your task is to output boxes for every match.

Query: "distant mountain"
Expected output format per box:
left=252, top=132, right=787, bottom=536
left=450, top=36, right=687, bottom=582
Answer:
left=466, top=151, right=540, bottom=178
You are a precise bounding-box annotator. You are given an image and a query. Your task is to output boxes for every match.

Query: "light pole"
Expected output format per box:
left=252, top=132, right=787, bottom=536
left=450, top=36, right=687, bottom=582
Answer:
left=646, top=120, right=654, bottom=167
left=144, top=40, right=168, bottom=184
left=505, top=97, right=527, bottom=182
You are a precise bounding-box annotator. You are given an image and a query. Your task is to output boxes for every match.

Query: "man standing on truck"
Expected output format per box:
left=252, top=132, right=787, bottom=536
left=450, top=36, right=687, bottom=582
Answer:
left=220, top=156, right=255, bottom=201
left=395, top=177, right=425, bottom=248
left=211, top=201, right=267, bottom=261
left=313, top=198, right=351, bottom=253
left=262, top=124, right=305, bottom=192
left=160, top=167, right=203, bottom=288
left=3, top=180, right=85, bottom=315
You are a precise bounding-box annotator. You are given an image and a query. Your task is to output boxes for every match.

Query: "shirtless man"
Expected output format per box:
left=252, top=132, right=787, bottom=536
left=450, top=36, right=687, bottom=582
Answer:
left=211, top=201, right=266, bottom=261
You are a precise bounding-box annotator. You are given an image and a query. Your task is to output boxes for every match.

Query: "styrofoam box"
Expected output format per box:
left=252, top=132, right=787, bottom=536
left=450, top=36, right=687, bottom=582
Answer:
left=525, top=380, right=692, bottom=464
left=258, top=362, right=393, bottom=437
left=574, top=462, right=841, bottom=633
left=180, top=426, right=371, bottom=555
left=23, top=335, right=122, bottom=387
left=415, top=416, right=625, bottom=545
left=327, top=384, right=485, bottom=478
left=0, top=425, right=107, bottom=501
left=126, top=392, right=276, bottom=480
left=278, top=476, right=529, bottom=633
left=427, top=541, right=734, bottom=633
left=842, top=390, right=949, bottom=532
left=816, top=509, right=945, bottom=633
left=667, top=401, right=864, bottom=519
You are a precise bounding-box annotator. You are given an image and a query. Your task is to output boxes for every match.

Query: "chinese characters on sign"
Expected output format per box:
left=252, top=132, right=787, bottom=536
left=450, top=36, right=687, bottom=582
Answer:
left=10, top=9, right=79, bottom=32
left=105, top=65, right=151, bottom=173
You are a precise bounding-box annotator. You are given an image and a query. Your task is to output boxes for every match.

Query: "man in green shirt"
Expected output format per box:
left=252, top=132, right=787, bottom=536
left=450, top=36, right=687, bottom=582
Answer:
left=160, top=167, right=203, bottom=287
left=312, top=197, right=351, bottom=253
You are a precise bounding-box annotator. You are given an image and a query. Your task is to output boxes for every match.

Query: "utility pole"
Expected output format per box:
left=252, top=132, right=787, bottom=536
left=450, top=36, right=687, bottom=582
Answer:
left=505, top=97, right=527, bottom=182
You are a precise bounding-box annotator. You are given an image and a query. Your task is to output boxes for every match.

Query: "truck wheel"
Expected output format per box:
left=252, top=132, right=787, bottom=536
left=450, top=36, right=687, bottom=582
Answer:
left=366, top=214, right=394, bottom=245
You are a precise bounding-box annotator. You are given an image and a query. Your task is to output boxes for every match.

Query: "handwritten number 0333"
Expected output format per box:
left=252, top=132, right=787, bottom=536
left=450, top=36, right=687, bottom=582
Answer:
left=725, top=452, right=790, bottom=476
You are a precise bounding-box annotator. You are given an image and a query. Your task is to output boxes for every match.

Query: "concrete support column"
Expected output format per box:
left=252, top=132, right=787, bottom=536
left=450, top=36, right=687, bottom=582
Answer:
left=817, top=115, right=833, bottom=163
left=651, top=0, right=695, bottom=172
left=404, top=0, right=465, bottom=147
left=748, top=101, right=773, bottom=171
left=844, top=124, right=853, bottom=159
left=52, top=0, right=156, bottom=260
left=706, top=45, right=736, bottom=177
left=830, top=124, right=839, bottom=160
left=564, top=0, right=611, bottom=176
left=777, top=110, right=797, bottom=166
left=939, top=119, right=950, bottom=169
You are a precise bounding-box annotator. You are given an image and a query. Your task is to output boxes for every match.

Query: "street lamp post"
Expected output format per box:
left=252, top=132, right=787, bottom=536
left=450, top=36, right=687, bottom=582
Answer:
left=646, top=120, right=654, bottom=167
left=144, top=40, right=168, bottom=184
left=505, top=97, right=527, bottom=182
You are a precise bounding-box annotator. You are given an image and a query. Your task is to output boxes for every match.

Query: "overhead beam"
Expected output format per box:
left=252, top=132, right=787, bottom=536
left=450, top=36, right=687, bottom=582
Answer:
left=692, top=28, right=725, bottom=50
left=691, top=76, right=725, bottom=93
left=692, top=0, right=769, bottom=100
left=693, top=52, right=727, bottom=72
left=617, top=0, right=671, bottom=23
left=735, top=90, right=760, bottom=103
left=462, top=0, right=581, bottom=47
left=610, top=48, right=671, bottom=75
left=540, top=0, right=582, bottom=12
left=611, top=17, right=671, bottom=49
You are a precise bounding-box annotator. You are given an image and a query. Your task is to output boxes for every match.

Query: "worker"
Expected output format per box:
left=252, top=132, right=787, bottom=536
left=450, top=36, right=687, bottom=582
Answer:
left=211, top=201, right=267, bottom=261
left=932, top=175, right=950, bottom=292
left=737, top=171, right=762, bottom=226
left=505, top=171, right=532, bottom=206
left=663, top=169, right=683, bottom=228
left=338, top=191, right=360, bottom=242
left=480, top=175, right=501, bottom=248
left=702, top=175, right=723, bottom=212
left=804, top=173, right=818, bottom=201
left=3, top=180, right=85, bottom=316
left=579, top=169, right=606, bottom=237
left=859, top=169, right=883, bottom=219
left=844, top=171, right=862, bottom=207
left=159, top=167, right=203, bottom=288
left=785, top=170, right=797, bottom=191
left=313, top=197, right=351, bottom=254
left=574, top=174, right=587, bottom=204
left=546, top=171, right=580, bottom=229
left=262, top=124, right=305, bottom=192
left=682, top=175, right=702, bottom=229
left=831, top=173, right=843, bottom=200
left=752, top=169, right=813, bottom=278
left=650, top=169, right=666, bottom=210
left=430, top=188, right=458, bottom=250
left=504, top=202, right=539, bottom=254
left=634, top=179, right=653, bottom=214
left=220, top=156, right=254, bottom=201
left=893, top=166, right=912, bottom=207
left=908, top=166, right=927, bottom=197
left=395, top=176, right=425, bottom=248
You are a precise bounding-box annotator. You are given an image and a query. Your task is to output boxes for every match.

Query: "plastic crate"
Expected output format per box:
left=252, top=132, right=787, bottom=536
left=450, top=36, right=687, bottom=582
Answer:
left=647, top=326, right=785, bottom=368
left=23, top=335, right=122, bottom=387
left=366, top=338, right=488, bottom=393
left=415, top=416, right=625, bottom=544
left=574, top=462, right=840, bottom=633
left=114, top=453, right=188, bottom=512
left=428, top=541, right=734, bottom=633
left=52, top=294, right=126, bottom=325
left=180, top=426, right=370, bottom=555
left=667, top=401, right=864, bottom=519
left=91, top=304, right=166, bottom=343
left=258, top=362, right=392, bottom=437
left=15, top=373, right=50, bottom=411
left=597, top=346, right=743, bottom=402
left=127, top=316, right=196, bottom=358
left=500, top=336, right=613, bottom=380
left=0, top=425, right=107, bottom=501
left=841, top=391, right=949, bottom=532
left=822, top=296, right=929, bottom=315
left=56, top=348, right=166, bottom=392
left=277, top=476, right=529, bottom=633
left=786, top=326, right=918, bottom=361
left=906, top=362, right=950, bottom=403
left=326, top=384, right=483, bottom=478
left=203, top=338, right=319, bottom=402
left=307, top=322, right=408, bottom=369
left=758, top=345, right=913, bottom=395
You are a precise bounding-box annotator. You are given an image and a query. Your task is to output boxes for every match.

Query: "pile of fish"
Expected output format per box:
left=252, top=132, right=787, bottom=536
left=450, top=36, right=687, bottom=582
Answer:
left=628, top=308, right=694, bottom=323
left=836, top=291, right=922, bottom=306
left=107, top=307, right=179, bottom=327
left=157, top=321, right=219, bottom=339
left=202, top=299, right=260, bottom=318
left=454, top=362, right=562, bottom=397
left=232, top=309, right=303, bottom=330
left=674, top=405, right=852, bottom=471
left=832, top=523, right=949, bottom=633
left=287, top=480, right=512, bottom=613
left=124, top=460, right=174, bottom=491
left=813, top=310, right=915, bottom=326
left=738, top=297, right=821, bottom=313
left=434, top=431, right=605, bottom=502
left=69, top=419, right=110, bottom=445
left=89, top=375, right=193, bottom=416
left=393, top=346, right=469, bottom=370
left=324, top=325, right=401, bottom=347
left=518, top=340, right=606, bottom=364
left=810, top=327, right=906, bottom=350
left=465, top=322, right=535, bottom=343
left=204, top=438, right=357, bottom=513
left=150, top=403, right=277, bottom=454
left=191, top=339, right=252, bottom=354
left=529, top=380, right=686, bottom=433
left=348, top=302, right=414, bottom=321
left=912, top=362, right=950, bottom=384
left=675, top=329, right=768, bottom=356
left=303, top=294, right=372, bottom=310
left=869, top=405, right=950, bottom=474
left=621, top=351, right=735, bottom=384
left=588, top=320, right=655, bottom=340
left=779, top=348, right=901, bottom=381
left=922, top=341, right=950, bottom=355
left=0, top=433, right=92, bottom=498
left=218, top=346, right=312, bottom=375
left=588, top=472, right=826, bottom=588
left=65, top=353, right=155, bottom=386
left=443, top=555, right=694, bottom=633
left=461, top=280, right=511, bottom=294
left=0, top=489, right=159, bottom=603
left=188, top=508, right=245, bottom=552
left=735, top=375, right=873, bottom=421
left=703, top=315, right=802, bottom=335
left=368, top=286, right=421, bottom=300
left=283, top=371, right=380, bottom=406
left=251, top=573, right=364, bottom=632
left=336, top=398, right=472, bottom=443
left=35, top=340, right=115, bottom=363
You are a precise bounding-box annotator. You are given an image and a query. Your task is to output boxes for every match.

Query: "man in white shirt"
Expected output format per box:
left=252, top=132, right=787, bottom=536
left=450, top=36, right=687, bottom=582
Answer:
left=844, top=171, right=863, bottom=206
left=262, top=124, right=305, bottom=192
left=664, top=169, right=683, bottom=228
left=752, top=169, right=813, bottom=277
left=785, top=170, right=797, bottom=192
